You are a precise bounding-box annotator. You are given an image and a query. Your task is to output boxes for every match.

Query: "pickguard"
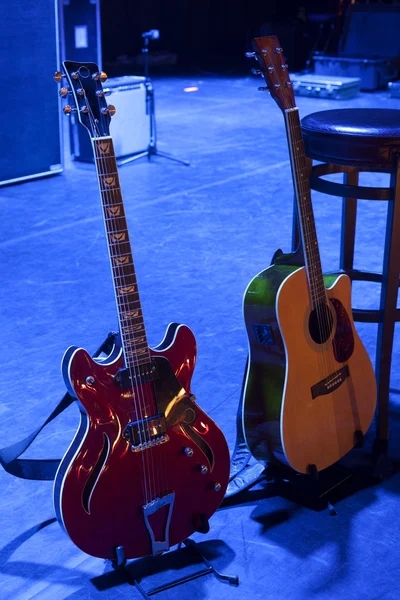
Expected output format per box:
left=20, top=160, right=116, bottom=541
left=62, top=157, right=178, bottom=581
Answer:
left=152, top=356, right=214, bottom=469
left=330, top=298, right=354, bottom=362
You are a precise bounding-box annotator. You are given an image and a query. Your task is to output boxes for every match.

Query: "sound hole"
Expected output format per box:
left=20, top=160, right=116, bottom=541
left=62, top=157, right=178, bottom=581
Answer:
left=309, top=303, right=334, bottom=345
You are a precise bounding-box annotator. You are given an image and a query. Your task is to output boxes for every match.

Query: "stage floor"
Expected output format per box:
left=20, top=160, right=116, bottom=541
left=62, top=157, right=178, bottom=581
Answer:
left=1, top=75, right=400, bottom=599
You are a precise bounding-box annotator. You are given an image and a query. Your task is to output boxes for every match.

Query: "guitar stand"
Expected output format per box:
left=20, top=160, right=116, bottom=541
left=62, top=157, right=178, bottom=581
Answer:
left=106, top=539, right=239, bottom=598
left=227, top=341, right=373, bottom=510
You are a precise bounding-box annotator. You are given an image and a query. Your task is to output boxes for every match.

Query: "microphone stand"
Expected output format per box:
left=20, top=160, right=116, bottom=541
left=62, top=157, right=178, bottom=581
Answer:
left=118, top=33, right=190, bottom=167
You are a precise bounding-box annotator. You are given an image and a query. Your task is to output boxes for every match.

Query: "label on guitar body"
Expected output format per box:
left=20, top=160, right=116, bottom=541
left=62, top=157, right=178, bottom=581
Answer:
left=253, top=323, right=275, bottom=346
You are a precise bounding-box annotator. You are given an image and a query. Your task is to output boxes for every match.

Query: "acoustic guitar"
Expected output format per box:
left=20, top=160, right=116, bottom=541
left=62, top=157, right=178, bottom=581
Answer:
left=53, top=62, right=230, bottom=560
left=242, top=37, right=377, bottom=474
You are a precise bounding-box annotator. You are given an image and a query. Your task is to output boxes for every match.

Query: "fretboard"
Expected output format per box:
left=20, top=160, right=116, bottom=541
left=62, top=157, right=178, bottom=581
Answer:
left=92, top=137, right=151, bottom=367
left=284, top=108, right=326, bottom=307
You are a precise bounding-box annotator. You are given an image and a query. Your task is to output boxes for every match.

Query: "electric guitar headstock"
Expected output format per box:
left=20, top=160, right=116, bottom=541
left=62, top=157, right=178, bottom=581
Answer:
left=247, top=36, right=296, bottom=113
left=54, top=61, right=116, bottom=138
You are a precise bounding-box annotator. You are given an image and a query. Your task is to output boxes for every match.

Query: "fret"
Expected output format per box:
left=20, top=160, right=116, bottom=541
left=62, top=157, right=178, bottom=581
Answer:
left=102, top=198, right=124, bottom=209
left=124, top=337, right=147, bottom=347
left=120, top=308, right=141, bottom=321
left=126, top=346, right=150, bottom=356
left=114, top=276, right=137, bottom=288
left=122, top=323, right=145, bottom=334
left=126, top=351, right=149, bottom=362
left=113, top=271, right=136, bottom=284
left=123, top=328, right=146, bottom=337
left=100, top=185, right=121, bottom=193
left=95, top=159, right=118, bottom=175
left=106, top=227, right=129, bottom=237
left=109, top=242, right=132, bottom=256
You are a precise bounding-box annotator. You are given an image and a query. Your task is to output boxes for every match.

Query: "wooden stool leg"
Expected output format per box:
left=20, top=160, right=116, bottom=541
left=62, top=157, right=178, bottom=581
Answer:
left=292, top=157, right=312, bottom=251
left=375, top=155, right=400, bottom=449
left=340, top=168, right=358, bottom=271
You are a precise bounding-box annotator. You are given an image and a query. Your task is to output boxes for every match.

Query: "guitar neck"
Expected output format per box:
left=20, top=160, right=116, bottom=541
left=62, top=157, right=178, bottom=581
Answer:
left=92, top=137, right=151, bottom=367
left=284, top=108, right=326, bottom=307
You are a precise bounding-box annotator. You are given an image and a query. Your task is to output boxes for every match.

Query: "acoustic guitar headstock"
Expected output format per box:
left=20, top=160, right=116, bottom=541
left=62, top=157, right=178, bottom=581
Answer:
left=247, top=36, right=295, bottom=112
left=53, top=61, right=116, bottom=138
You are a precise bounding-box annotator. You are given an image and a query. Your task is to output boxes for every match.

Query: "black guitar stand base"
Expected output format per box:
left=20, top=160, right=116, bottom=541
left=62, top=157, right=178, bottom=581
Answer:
left=95, top=539, right=239, bottom=598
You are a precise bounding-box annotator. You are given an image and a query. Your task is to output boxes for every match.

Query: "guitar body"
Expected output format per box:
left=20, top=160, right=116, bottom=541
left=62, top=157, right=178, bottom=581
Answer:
left=54, top=323, right=230, bottom=559
left=243, top=263, right=376, bottom=474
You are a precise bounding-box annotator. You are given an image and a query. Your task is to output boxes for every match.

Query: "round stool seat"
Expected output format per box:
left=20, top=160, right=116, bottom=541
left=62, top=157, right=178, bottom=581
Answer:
left=301, top=109, right=400, bottom=168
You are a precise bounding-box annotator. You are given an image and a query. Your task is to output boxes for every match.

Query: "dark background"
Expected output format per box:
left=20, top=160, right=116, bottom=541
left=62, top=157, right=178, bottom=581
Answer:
left=101, top=0, right=341, bottom=75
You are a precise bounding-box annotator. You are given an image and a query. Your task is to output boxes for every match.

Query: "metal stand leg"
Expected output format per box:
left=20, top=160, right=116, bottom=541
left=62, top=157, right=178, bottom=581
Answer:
left=374, top=155, right=400, bottom=468
left=107, top=539, right=239, bottom=598
left=118, top=80, right=190, bottom=168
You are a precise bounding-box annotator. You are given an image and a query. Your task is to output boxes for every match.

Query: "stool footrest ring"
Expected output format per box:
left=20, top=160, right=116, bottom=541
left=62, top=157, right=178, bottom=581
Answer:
left=311, top=163, right=393, bottom=201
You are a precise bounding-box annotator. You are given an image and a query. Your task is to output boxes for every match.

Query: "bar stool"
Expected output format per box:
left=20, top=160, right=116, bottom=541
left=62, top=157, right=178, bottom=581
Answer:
left=293, top=108, right=400, bottom=463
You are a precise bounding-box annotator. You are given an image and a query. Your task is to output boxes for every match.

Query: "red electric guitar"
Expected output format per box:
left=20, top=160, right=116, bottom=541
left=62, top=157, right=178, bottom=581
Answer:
left=53, top=62, right=230, bottom=560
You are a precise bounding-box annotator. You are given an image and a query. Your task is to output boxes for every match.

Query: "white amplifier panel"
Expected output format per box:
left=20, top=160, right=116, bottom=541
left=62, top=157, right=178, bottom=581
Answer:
left=107, top=76, right=150, bottom=157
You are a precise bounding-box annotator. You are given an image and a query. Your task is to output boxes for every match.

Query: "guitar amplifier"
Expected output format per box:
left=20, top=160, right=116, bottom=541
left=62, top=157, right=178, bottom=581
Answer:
left=70, top=75, right=150, bottom=162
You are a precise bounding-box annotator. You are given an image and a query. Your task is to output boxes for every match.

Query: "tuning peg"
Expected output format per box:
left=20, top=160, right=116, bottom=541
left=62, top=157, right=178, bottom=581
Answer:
left=261, top=49, right=268, bottom=55
left=251, top=68, right=263, bottom=76
left=63, top=105, right=76, bottom=116
left=275, top=47, right=283, bottom=53
left=101, top=104, right=116, bottom=116
left=258, top=86, right=269, bottom=92
left=54, top=71, right=67, bottom=83
left=96, top=88, right=111, bottom=98
left=245, top=51, right=256, bottom=58
left=59, top=87, right=72, bottom=98
left=93, top=71, right=108, bottom=82
left=281, top=64, right=288, bottom=70
left=80, top=105, right=89, bottom=114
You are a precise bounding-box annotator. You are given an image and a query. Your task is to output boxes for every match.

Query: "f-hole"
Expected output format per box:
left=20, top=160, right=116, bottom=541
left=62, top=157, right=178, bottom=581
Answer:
left=82, top=433, right=110, bottom=514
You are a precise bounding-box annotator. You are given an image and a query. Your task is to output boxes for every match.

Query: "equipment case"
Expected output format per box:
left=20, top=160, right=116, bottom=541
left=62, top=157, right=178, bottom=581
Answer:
left=312, top=4, right=400, bottom=91
left=313, top=56, right=398, bottom=92
left=290, top=73, right=360, bottom=100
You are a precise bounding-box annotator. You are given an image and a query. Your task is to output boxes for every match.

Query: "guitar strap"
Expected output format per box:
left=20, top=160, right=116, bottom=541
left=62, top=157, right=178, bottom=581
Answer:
left=225, top=357, right=266, bottom=498
left=0, top=330, right=265, bottom=493
left=0, top=331, right=119, bottom=481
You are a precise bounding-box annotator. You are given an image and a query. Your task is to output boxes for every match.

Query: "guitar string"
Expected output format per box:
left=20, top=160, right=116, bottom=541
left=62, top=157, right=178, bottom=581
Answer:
left=261, top=50, right=330, bottom=384
left=267, top=48, right=332, bottom=374
left=98, top=141, right=157, bottom=505
left=288, top=107, right=335, bottom=385
left=85, top=85, right=154, bottom=505
left=287, top=108, right=331, bottom=378
left=286, top=107, right=332, bottom=383
left=93, top=112, right=163, bottom=503
left=88, top=102, right=152, bottom=505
